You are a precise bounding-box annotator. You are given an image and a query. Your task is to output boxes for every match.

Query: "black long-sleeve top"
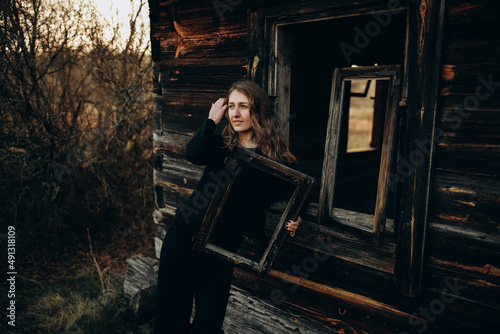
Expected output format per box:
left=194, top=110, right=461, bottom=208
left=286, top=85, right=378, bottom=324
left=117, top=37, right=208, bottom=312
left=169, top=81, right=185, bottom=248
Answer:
left=177, top=119, right=296, bottom=240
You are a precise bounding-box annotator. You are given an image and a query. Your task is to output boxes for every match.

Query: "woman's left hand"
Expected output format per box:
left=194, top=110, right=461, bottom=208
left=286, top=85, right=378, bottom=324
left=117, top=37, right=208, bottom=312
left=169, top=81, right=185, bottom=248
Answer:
left=285, top=216, right=302, bottom=237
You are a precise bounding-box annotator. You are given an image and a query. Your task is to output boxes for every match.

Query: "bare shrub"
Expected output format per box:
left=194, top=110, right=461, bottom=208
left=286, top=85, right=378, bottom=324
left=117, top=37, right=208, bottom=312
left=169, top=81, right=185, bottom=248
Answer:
left=0, top=0, right=154, bottom=256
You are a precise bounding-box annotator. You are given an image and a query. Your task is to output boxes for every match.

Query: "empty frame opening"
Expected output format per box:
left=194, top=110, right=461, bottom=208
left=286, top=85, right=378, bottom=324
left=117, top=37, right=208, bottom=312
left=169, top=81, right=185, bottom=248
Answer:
left=287, top=11, right=407, bottom=205
left=193, top=147, right=314, bottom=275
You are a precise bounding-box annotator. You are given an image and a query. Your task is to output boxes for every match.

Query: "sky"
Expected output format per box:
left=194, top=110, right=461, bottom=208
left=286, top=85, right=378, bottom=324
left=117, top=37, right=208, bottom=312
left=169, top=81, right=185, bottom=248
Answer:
left=92, top=0, right=150, bottom=47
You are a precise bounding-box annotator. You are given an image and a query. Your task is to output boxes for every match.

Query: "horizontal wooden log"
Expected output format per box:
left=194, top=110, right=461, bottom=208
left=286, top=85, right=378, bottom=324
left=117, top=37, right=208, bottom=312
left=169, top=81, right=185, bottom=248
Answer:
left=424, top=265, right=500, bottom=327
left=158, top=56, right=248, bottom=67
left=438, top=108, right=500, bottom=134
left=441, top=94, right=500, bottom=110
left=433, top=143, right=500, bottom=175
left=224, top=285, right=334, bottom=333
left=160, top=35, right=247, bottom=60
left=443, top=39, right=500, bottom=65
left=259, top=0, right=388, bottom=18
left=441, top=82, right=500, bottom=97
left=445, top=1, right=499, bottom=37
left=154, top=131, right=190, bottom=158
left=160, top=64, right=247, bottom=91
left=155, top=92, right=232, bottom=133
left=154, top=156, right=203, bottom=189
left=426, top=258, right=500, bottom=310
left=162, top=108, right=210, bottom=134
left=123, top=254, right=159, bottom=323
left=442, top=1, right=500, bottom=65
left=426, top=221, right=500, bottom=269
left=429, top=170, right=500, bottom=230
left=441, top=63, right=500, bottom=82
left=437, top=134, right=500, bottom=147
left=155, top=179, right=193, bottom=208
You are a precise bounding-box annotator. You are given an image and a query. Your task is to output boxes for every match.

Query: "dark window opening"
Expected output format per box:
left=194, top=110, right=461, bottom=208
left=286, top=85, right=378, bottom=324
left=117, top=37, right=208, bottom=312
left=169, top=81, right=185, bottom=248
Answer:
left=288, top=12, right=407, bottom=207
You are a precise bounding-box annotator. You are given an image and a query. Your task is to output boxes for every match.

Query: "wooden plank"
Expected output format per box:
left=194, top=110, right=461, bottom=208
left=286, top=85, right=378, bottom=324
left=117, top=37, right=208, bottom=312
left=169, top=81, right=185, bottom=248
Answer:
left=157, top=21, right=247, bottom=60
left=441, top=1, right=500, bottom=64
left=224, top=285, right=335, bottom=333
left=441, top=82, right=500, bottom=97
left=427, top=257, right=500, bottom=289
left=425, top=264, right=500, bottom=311
left=160, top=64, right=246, bottom=90
left=445, top=0, right=500, bottom=37
left=156, top=179, right=193, bottom=208
left=441, top=63, right=500, bottom=83
left=154, top=130, right=191, bottom=158
left=154, top=156, right=203, bottom=189
left=372, top=69, right=401, bottom=245
left=429, top=170, right=500, bottom=231
left=160, top=56, right=247, bottom=67
left=247, top=7, right=267, bottom=86
left=123, top=254, right=159, bottom=323
left=438, top=108, right=500, bottom=134
left=260, top=0, right=398, bottom=18
left=394, top=0, right=446, bottom=297
left=280, top=217, right=396, bottom=274
left=160, top=37, right=247, bottom=60
left=318, top=68, right=344, bottom=224
left=274, top=26, right=292, bottom=141
left=427, top=221, right=500, bottom=268
left=443, top=40, right=500, bottom=65
left=433, top=142, right=500, bottom=175
left=441, top=94, right=500, bottom=110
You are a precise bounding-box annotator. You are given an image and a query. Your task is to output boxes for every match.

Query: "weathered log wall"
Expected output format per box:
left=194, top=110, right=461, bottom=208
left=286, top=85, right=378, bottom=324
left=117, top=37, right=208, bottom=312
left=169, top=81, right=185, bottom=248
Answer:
left=148, top=0, right=500, bottom=332
left=425, top=0, right=500, bottom=314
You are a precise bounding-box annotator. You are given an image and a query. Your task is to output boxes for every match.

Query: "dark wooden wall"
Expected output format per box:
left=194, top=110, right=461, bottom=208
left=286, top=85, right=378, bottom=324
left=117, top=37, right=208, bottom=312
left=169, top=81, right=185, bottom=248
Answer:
left=425, top=0, right=500, bottom=322
left=149, top=0, right=500, bottom=333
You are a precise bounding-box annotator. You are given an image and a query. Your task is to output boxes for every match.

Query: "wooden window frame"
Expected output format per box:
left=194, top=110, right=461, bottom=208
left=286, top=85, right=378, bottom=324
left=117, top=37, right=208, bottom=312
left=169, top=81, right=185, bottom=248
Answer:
left=192, top=147, right=314, bottom=276
left=247, top=0, right=446, bottom=296
left=317, top=65, right=402, bottom=246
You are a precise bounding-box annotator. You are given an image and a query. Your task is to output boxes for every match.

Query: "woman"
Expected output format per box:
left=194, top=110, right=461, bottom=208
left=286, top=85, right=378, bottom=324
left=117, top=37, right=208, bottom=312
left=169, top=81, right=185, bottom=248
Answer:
left=154, top=80, right=302, bottom=334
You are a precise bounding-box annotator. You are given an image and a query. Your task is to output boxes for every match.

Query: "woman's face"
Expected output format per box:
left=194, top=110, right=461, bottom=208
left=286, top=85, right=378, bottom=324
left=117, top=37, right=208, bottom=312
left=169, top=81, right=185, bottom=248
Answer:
left=228, top=90, right=253, bottom=135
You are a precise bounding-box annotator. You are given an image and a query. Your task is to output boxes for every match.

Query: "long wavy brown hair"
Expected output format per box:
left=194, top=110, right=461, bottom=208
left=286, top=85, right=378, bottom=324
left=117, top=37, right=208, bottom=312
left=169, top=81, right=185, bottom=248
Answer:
left=221, top=80, right=297, bottom=164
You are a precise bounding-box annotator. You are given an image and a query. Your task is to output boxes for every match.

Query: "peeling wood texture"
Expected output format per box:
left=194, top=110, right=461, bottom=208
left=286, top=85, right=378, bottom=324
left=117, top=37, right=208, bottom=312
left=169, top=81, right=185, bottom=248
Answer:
left=123, top=254, right=159, bottom=323
left=140, top=0, right=500, bottom=332
left=224, top=286, right=334, bottom=333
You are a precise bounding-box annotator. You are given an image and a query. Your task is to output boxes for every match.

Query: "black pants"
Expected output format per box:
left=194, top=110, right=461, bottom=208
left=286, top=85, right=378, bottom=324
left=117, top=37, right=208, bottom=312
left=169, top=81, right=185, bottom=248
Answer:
left=154, top=213, right=241, bottom=334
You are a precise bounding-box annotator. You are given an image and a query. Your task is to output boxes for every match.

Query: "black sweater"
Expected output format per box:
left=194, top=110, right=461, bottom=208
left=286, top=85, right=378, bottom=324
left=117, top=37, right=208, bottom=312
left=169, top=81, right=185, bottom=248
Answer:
left=177, top=119, right=295, bottom=240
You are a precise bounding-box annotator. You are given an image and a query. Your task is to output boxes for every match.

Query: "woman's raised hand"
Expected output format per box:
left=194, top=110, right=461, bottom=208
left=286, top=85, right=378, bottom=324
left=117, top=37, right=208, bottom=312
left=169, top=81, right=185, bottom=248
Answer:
left=208, top=98, right=227, bottom=125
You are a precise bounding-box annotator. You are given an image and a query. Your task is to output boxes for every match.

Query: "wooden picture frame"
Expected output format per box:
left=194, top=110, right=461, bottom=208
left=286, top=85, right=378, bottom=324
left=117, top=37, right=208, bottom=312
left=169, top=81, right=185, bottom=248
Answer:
left=193, top=146, right=314, bottom=276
